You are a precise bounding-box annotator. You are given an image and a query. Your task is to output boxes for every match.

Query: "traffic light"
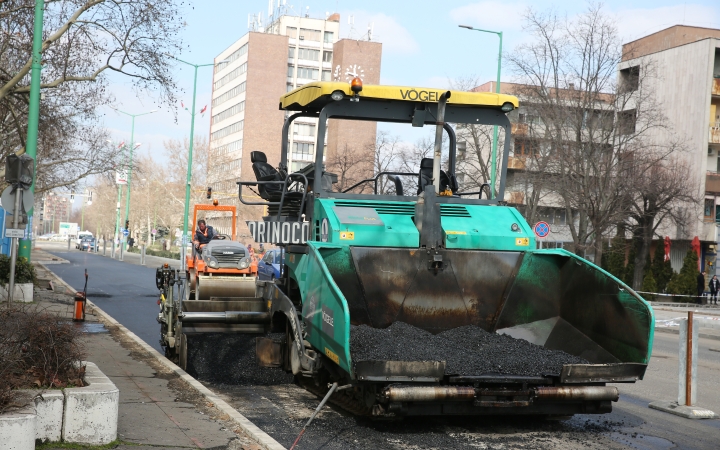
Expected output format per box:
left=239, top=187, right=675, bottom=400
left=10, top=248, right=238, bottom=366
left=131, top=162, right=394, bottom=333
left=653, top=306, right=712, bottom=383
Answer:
left=70, top=191, right=75, bottom=201
left=206, top=186, right=212, bottom=199
left=125, top=220, right=129, bottom=230
left=5, top=154, right=34, bottom=188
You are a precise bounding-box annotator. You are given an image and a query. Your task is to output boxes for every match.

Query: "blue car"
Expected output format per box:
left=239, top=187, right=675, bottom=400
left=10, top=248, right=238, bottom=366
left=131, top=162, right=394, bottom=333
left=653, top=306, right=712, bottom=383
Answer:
left=258, top=249, right=284, bottom=281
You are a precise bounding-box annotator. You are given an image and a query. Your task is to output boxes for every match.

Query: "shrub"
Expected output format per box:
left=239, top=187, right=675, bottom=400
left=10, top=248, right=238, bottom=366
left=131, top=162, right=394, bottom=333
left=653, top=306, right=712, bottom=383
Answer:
left=650, top=243, right=674, bottom=293
left=0, top=255, right=37, bottom=285
left=0, top=306, right=86, bottom=413
left=642, top=269, right=657, bottom=301
left=666, top=250, right=699, bottom=301
left=127, top=246, right=180, bottom=260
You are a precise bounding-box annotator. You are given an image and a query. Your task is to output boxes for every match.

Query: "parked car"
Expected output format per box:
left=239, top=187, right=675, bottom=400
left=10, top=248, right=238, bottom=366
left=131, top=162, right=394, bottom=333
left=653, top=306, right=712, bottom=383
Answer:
left=75, top=231, right=93, bottom=248
left=257, top=249, right=283, bottom=281
left=79, top=237, right=96, bottom=251
left=37, top=233, right=56, bottom=241
left=50, top=234, right=69, bottom=242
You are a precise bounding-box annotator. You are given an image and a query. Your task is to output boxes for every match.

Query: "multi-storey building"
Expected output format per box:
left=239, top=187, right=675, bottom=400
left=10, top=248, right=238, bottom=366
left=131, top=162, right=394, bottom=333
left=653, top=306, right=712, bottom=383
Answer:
left=39, top=192, right=72, bottom=234
left=619, top=25, right=720, bottom=272
left=208, top=11, right=382, bottom=231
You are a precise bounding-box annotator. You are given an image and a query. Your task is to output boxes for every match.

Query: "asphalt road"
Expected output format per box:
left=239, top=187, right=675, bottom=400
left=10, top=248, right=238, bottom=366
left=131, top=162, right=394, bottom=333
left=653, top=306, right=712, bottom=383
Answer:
left=40, top=243, right=720, bottom=449
left=42, top=244, right=170, bottom=352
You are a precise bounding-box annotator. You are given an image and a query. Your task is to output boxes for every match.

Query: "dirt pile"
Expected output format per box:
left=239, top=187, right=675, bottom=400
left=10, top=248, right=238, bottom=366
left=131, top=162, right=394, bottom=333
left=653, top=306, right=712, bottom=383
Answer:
left=350, top=322, right=587, bottom=377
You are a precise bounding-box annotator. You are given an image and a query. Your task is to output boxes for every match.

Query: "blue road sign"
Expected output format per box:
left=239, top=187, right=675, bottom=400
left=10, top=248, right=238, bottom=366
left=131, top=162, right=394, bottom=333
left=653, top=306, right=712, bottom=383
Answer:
left=534, top=221, right=550, bottom=238
left=122, top=228, right=129, bottom=237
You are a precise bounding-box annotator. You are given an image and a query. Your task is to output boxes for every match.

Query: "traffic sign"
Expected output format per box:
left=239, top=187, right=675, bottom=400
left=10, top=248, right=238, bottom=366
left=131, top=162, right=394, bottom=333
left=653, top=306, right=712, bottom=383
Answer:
left=534, top=221, right=550, bottom=238
left=122, top=229, right=129, bottom=236
left=5, top=228, right=25, bottom=238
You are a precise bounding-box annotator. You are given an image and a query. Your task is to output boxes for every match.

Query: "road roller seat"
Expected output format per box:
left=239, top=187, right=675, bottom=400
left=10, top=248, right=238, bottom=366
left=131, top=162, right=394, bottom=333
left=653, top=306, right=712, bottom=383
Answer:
left=251, top=151, right=284, bottom=201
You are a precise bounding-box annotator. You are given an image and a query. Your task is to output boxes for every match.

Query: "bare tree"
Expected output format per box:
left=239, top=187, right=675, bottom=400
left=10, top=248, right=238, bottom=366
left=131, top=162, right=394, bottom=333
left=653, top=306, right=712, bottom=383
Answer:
left=506, top=3, right=685, bottom=265
left=627, top=154, right=699, bottom=289
left=0, top=0, right=183, bottom=191
left=327, top=143, right=372, bottom=193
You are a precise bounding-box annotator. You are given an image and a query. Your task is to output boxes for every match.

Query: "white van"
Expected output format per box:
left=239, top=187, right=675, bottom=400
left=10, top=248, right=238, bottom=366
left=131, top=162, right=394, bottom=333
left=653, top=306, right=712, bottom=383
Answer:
left=75, top=231, right=93, bottom=248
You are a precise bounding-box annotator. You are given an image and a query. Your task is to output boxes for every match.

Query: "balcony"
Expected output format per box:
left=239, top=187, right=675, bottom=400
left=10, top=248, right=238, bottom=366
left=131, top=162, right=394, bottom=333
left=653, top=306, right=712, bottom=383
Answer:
left=505, top=191, right=525, bottom=205
left=507, top=156, right=527, bottom=170
left=706, top=171, right=720, bottom=193
left=711, top=123, right=720, bottom=145
left=511, top=123, right=528, bottom=135
left=713, top=78, right=720, bottom=96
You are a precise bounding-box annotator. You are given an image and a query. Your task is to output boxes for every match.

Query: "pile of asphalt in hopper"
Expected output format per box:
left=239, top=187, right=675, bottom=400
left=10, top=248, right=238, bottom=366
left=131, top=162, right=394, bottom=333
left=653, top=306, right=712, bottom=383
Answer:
left=185, top=333, right=294, bottom=385
left=350, top=322, right=587, bottom=377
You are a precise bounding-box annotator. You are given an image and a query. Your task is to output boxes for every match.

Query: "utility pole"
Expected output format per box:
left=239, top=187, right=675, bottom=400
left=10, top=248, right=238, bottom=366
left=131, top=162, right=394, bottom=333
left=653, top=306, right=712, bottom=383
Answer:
left=169, top=56, right=223, bottom=269
left=110, top=107, right=156, bottom=246
left=18, top=0, right=45, bottom=261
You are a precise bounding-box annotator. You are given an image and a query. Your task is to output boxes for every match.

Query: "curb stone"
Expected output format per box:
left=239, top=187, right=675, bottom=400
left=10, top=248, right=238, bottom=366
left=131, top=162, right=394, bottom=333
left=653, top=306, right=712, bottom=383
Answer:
left=38, top=263, right=286, bottom=450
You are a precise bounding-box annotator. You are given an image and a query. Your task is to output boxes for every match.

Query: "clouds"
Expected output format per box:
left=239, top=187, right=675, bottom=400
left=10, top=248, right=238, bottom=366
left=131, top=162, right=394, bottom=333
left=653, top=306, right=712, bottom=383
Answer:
left=614, top=4, right=720, bottom=42
left=340, top=11, right=419, bottom=54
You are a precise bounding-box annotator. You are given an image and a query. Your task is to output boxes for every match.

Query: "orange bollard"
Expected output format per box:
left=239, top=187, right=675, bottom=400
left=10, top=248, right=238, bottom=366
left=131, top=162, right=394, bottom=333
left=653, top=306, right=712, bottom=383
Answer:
left=73, top=292, right=86, bottom=321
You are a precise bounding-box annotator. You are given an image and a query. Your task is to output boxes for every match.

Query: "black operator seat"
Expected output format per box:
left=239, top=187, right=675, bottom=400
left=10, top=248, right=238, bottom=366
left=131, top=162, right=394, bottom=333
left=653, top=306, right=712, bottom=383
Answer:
left=250, top=151, right=284, bottom=200
left=417, top=158, right=459, bottom=195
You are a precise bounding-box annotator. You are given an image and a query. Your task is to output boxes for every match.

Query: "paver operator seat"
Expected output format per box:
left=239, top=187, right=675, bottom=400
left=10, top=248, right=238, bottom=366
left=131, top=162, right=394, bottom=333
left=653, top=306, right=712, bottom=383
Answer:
left=417, top=157, right=459, bottom=195
left=251, top=151, right=285, bottom=201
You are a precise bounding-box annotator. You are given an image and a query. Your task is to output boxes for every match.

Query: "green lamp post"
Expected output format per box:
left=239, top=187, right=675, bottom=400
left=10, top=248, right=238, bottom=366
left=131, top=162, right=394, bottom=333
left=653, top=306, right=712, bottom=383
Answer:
left=459, top=25, right=503, bottom=200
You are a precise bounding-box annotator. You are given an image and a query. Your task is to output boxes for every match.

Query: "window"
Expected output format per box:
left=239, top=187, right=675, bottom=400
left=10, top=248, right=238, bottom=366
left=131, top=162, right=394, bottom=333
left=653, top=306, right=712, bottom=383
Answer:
left=293, top=123, right=316, bottom=136
left=213, top=63, right=247, bottom=90
left=227, top=159, right=242, bottom=171
left=324, top=31, right=334, bottom=43
left=620, top=66, right=639, bottom=92
left=296, top=67, right=319, bottom=80
left=299, top=28, right=321, bottom=41
left=211, top=101, right=245, bottom=125
left=292, top=142, right=314, bottom=161
left=287, top=65, right=295, bottom=77
left=212, top=83, right=245, bottom=108
left=212, top=139, right=242, bottom=156
left=287, top=84, right=295, bottom=92
left=291, top=161, right=310, bottom=172
left=322, top=70, right=331, bottom=81
left=618, top=109, right=637, bottom=135
left=537, top=208, right=553, bottom=224
left=322, top=51, right=332, bottom=62
left=297, top=48, right=320, bottom=61
left=215, top=43, right=248, bottom=73
left=286, top=27, right=297, bottom=38
left=705, top=198, right=714, bottom=217
left=555, top=209, right=567, bottom=225
left=288, top=47, right=295, bottom=59
left=211, top=120, right=243, bottom=141
left=514, top=138, right=538, bottom=156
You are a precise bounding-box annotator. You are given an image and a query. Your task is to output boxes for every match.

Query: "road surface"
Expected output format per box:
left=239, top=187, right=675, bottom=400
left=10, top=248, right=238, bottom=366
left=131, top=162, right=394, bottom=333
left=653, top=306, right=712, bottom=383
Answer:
left=40, top=243, right=720, bottom=449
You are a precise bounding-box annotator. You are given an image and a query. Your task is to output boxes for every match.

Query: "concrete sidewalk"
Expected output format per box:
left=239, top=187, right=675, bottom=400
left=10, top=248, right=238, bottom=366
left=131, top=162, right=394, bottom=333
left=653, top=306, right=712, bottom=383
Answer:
left=32, top=278, right=261, bottom=449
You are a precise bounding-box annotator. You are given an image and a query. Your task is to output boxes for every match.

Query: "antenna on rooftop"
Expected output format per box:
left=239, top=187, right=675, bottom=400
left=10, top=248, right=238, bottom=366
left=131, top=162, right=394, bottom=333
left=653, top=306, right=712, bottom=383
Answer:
left=367, top=22, right=374, bottom=41
left=305, top=5, right=309, bottom=18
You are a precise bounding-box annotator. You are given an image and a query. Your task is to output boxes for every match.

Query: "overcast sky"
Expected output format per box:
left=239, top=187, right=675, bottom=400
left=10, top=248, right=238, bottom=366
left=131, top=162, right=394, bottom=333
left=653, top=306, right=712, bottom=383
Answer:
left=96, top=0, right=719, bottom=194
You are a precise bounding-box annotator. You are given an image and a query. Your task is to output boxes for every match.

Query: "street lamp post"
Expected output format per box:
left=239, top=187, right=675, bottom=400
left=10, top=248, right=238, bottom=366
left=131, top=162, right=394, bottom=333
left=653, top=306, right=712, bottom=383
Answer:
left=459, top=25, right=503, bottom=200
left=170, top=56, right=219, bottom=270
left=110, top=107, right=156, bottom=243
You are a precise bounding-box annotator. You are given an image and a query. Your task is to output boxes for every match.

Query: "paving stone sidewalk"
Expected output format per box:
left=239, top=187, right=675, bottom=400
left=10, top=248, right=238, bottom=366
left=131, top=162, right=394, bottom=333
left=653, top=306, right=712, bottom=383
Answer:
left=31, top=268, right=263, bottom=449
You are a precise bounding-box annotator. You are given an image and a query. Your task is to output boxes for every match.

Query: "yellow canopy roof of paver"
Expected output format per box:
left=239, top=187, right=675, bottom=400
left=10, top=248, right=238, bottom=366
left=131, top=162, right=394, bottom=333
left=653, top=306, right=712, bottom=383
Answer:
left=279, top=82, right=519, bottom=111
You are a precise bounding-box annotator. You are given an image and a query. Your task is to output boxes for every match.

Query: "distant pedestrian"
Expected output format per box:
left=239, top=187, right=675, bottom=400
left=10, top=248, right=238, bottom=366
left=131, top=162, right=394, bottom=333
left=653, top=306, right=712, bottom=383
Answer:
left=697, top=271, right=706, bottom=305
left=710, top=275, right=720, bottom=305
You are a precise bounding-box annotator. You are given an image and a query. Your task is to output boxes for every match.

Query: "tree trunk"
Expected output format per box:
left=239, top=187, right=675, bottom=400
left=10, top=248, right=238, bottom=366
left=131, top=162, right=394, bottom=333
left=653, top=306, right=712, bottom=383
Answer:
left=632, top=216, right=654, bottom=290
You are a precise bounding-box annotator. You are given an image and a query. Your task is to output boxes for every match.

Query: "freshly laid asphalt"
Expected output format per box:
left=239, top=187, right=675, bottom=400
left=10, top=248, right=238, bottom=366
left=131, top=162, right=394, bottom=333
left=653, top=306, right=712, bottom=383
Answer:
left=41, top=244, right=173, bottom=352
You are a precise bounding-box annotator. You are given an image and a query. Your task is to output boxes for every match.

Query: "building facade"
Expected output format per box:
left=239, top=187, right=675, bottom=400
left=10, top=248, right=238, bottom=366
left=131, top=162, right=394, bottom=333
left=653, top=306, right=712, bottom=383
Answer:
left=208, top=12, right=382, bottom=224
left=40, top=192, right=72, bottom=234
left=620, top=26, right=720, bottom=272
